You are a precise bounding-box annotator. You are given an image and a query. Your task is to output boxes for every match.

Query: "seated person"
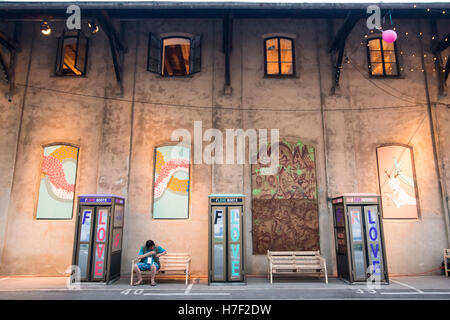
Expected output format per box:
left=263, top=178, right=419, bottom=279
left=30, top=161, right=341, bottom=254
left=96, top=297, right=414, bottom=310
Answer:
left=132, top=240, right=167, bottom=286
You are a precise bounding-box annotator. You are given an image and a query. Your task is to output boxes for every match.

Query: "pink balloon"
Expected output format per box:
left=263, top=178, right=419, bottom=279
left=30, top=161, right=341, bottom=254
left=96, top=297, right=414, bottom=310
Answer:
left=382, top=29, right=397, bottom=43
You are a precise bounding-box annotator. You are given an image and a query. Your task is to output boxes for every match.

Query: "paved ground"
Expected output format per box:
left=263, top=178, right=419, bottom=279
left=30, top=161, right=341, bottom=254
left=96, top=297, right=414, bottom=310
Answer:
left=0, top=275, right=449, bottom=300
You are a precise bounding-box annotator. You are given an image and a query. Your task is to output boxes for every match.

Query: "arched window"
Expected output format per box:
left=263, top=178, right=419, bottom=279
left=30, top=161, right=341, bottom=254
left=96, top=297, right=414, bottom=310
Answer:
left=147, top=33, right=201, bottom=76
left=366, top=37, right=399, bottom=77
left=264, top=37, right=295, bottom=76
left=36, top=144, right=79, bottom=219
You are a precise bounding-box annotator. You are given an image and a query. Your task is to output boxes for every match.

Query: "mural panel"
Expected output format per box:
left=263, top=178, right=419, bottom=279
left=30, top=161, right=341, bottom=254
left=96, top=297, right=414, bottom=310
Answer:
left=36, top=145, right=79, bottom=219
left=152, top=145, right=190, bottom=219
left=252, top=140, right=319, bottom=254
left=376, top=145, right=419, bottom=219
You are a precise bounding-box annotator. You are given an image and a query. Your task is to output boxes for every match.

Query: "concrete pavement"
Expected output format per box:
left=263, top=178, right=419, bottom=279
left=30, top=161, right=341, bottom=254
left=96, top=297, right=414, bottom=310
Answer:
left=0, top=275, right=449, bottom=300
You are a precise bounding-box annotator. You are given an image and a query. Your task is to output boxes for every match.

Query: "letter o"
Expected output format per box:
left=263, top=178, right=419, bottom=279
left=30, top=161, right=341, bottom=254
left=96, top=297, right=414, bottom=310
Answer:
left=97, top=228, right=106, bottom=242
left=231, top=227, right=239, bottom=241
left=369, top=226, right=378, bottom=241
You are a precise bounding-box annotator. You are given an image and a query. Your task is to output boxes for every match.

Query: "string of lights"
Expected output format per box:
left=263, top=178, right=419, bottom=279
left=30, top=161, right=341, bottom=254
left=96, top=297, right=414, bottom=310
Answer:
left=345, top=57, right=449, bottom=107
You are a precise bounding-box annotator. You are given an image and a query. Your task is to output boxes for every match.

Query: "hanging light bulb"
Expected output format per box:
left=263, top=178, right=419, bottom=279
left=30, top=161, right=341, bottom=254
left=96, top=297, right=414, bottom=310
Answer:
left=88, top=20, right=100, bottom=34
left=40, top=20, right=51, bottom=36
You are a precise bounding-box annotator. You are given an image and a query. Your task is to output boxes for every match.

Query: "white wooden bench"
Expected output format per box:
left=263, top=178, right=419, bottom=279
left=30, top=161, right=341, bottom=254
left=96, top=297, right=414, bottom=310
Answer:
left=131, top=253, right=191, bottom=286
left=267, top=250, right=328, bottom=284
left=444, top=249, right=450, bottom=277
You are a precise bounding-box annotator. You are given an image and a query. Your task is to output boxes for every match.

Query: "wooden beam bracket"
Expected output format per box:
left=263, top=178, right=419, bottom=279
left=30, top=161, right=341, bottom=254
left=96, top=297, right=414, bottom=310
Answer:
left=97, top=10, right=126, bottom=90
left=328, top=12, right=360, bottom=95
left=222, top=12, right=233, bottom=95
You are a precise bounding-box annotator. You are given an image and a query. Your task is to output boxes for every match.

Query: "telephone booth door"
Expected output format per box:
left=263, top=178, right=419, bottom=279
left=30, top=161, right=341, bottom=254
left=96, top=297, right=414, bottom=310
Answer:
left=208, top=194, right=246, bottom=284
left=72, top=195, right=125, bottom=283
left=75, top=206, right=110, bottom=282
left=332, top=194, right=389, bottom=284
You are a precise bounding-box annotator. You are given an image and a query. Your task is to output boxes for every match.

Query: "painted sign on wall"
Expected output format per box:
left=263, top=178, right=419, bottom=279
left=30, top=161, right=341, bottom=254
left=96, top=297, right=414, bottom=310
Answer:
left=36, top=145, right=79, bottom=219
left=376, top=145, right=419, bottom=219
left=153, top=145, right=190, bottom=219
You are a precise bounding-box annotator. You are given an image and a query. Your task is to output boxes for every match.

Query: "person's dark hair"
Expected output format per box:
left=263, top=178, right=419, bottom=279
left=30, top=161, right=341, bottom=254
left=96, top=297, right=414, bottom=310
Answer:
left=145, top=240, right=155, bottom=251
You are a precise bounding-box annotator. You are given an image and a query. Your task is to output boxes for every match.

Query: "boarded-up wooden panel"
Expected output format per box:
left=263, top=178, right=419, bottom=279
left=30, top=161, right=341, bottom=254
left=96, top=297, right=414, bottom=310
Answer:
left=252, top=140, right=319, bottom=254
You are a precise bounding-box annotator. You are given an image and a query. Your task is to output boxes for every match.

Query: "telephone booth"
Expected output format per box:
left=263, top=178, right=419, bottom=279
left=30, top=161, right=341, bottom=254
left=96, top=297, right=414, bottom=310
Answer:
left=72, top=194, right=125, bottom=284
left=208, top=194, right=246, bottom=285
left=332, top=194, right=389, bottom=284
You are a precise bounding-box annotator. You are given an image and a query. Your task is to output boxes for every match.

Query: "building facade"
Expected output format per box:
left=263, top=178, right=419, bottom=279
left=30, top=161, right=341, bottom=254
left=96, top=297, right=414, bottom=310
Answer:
left=0, top=2, right=449, bottom=278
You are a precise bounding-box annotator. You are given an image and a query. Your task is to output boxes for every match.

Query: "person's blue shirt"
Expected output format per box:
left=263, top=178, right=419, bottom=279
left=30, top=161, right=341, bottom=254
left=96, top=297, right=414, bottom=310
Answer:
left=138, top=245, right=166, bottom=270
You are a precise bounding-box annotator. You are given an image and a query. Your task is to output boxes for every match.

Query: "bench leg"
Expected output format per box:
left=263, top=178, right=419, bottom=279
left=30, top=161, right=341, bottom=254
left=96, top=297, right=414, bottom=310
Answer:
left=270, top=264, right=273, bottom=284
left=130, top=262, right=134, bottom=286
left=445, top=259, right=448, bottom=277
left=324, top=265, right=328, bottom=284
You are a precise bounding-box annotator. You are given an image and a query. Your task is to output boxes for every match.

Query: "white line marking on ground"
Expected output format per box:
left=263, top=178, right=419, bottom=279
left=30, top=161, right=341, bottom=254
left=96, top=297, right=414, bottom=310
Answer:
left=143, top=293, right=230, bottom=296
left=390, top=279, right=424, bottom=293
left=0, top=278, right=10, bottom=281
left=380, top=292, right=450, bottom=295
left=184, top=282, right=194, bottom=295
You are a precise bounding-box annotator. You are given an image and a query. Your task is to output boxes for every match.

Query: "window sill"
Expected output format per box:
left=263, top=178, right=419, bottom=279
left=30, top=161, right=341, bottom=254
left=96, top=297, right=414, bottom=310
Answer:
left=51, top=74, right=87, bottom=78
left=263, top=75, right=299, bottom=79
left=154, top=74, right=196, bottom=79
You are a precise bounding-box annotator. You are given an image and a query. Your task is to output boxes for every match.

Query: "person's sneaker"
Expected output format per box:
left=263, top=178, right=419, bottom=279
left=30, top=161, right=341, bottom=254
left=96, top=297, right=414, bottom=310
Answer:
left=151, top=280, right=156, bottom=286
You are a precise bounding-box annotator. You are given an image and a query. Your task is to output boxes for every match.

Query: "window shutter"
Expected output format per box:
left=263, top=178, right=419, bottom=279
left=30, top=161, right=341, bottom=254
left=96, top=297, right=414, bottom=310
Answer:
left=189, top=35, right=201, bottom=75
left=75, top=31, right=88, bottom=74
left=147, top=32, right=162, bottom=74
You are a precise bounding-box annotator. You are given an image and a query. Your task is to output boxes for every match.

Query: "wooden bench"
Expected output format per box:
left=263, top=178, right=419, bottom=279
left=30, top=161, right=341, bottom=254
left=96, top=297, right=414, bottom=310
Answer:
left=267, top=250, right=328, bottom=284
left=445, top=249, right=450, bottom=277
left=130, top=253, right=191, bottom=286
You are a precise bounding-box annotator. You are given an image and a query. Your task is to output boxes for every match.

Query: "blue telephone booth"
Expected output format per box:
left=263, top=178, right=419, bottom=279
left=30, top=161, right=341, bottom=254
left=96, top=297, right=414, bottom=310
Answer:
left=208, top=194, right=246, bottom=285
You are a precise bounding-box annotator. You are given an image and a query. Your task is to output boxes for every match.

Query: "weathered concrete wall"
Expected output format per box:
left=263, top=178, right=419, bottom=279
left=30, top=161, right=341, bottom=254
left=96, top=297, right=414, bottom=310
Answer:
left=0, top=17, right=448, bottom=277
left=324, top=18, right=450, bottom=275
left=0, top=22, right=113, bottom=275
left=0, top=22, right=30, bottom=267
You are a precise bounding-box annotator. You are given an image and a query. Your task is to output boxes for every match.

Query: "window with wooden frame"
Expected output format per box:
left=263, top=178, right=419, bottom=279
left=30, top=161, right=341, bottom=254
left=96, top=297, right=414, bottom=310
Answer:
left=366, top=37, right=399, bottom=77
left=55, top=30, right=88, bottom=76
left=147, top=33, right=201, bottom=76
left=264, top=37, right=295, bottom=76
